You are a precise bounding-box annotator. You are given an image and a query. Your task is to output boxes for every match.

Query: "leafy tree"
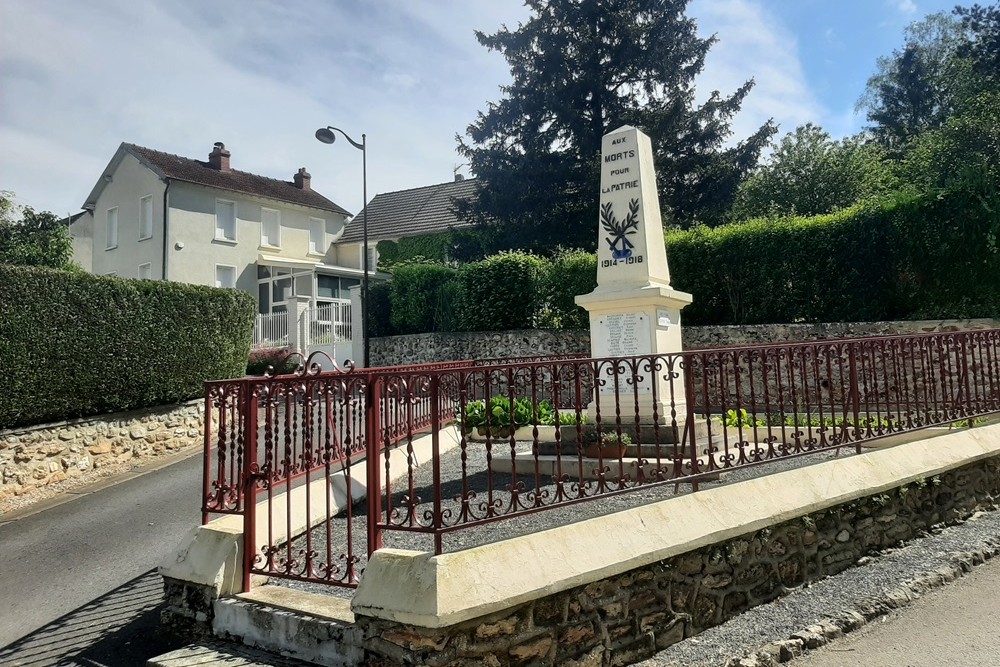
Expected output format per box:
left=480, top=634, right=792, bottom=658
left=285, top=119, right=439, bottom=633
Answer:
left=730, top=124, right=896, bottom=220
left=456, top=0, right=775, bottom=256
left=955, top=3, right=1000, bottom=85
left=0, top=192, right=74, bottom=269
left=898, top=90, right=1000, bottom=191
left=858, top=12, right=972, bottom=153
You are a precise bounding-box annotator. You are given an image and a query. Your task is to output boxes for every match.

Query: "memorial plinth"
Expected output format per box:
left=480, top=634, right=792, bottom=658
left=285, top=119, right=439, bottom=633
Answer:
left=575, top=125, right=693, bottom=424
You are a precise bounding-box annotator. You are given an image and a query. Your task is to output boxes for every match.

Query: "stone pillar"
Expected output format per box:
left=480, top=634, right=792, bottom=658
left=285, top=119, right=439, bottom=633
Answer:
left=348, top=285, right=365, bottom=368
left=286, top=294, right=310, bottom=354
left=575, top=125, right=693, bottom=424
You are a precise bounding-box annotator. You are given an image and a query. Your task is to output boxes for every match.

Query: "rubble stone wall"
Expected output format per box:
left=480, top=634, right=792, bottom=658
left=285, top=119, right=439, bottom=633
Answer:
left=358, top=455, right=1000, bottom=667
left=370, top=319, right=1000, bottom=367
left=0, top=401, right=203, bottom=499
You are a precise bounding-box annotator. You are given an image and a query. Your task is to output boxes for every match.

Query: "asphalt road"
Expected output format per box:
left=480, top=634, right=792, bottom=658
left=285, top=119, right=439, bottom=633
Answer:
left=0, top=452, right=203, bottom=665
left=792, top=555, right=1000, bottom=667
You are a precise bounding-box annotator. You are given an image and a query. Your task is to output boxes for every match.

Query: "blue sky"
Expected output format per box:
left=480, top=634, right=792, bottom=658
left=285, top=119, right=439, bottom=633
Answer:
left=0, top=0, right=961, bottom=217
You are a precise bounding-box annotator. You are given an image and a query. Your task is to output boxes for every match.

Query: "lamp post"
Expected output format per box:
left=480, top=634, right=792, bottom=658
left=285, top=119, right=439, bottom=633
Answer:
left=315, top=125, right=369, bottom=368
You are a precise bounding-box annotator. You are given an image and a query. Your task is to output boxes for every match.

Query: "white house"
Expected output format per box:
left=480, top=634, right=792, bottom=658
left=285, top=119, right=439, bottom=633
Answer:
left=73, top=141, right=372, bottom=321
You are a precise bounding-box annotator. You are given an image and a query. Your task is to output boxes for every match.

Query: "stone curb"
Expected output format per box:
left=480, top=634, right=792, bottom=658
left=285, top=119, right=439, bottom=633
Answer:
left=723, top=536, right=1000, bottom=666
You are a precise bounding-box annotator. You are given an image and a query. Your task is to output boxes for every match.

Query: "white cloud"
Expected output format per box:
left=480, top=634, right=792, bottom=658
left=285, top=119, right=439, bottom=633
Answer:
left=690, top=0, right=823, bottom=140
left=0, top=0, right=528, bottom=214
left=890, top=0, right=918, bottom=14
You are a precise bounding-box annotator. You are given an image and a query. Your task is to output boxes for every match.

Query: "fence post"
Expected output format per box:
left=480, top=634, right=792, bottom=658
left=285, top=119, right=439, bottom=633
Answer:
left=241, top=384, right=259, bottom=593
left=366, top=375, right=383, bottom=555
left=201, top=387, right=213, bottom=525
left=430, top=374, right=443, bottom=554
left=849, top=344, right=862, bottom=453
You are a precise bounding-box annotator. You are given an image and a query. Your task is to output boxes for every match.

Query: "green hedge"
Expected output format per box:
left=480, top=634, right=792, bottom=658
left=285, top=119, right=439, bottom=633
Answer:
left=457, top=252, right=549, bottom=331
left=369, top=183, right=1000, bottom=334
left=540, top=249, right=597, bottom=329
left=667, top=186, right=1000, bottom=325
left=390, top=263, right=459, bottom=334
left=0, top=265, right=255, bottom=428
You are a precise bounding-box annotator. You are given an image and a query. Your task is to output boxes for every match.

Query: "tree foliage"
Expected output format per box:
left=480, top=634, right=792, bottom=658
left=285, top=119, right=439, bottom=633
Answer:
left=731, top=124, right=896, bottom=220
left=955, top=3, right=1000, bottom=85
left=858, top=12, right=972, bottom=152
left=0, top=192, right=75, bottom=270
left=456, top=0, right=775, bottom=256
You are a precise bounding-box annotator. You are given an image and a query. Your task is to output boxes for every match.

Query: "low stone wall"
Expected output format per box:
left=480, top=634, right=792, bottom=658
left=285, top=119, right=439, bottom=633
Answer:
left=370, top=318, right=1000, bottom=366
left=0, top=401, right=203, bottom=499
left=357, top=454, right=1000, bottom=666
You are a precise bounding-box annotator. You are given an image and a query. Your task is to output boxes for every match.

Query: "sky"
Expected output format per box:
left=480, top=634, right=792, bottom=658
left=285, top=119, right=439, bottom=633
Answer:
left=0, top=0, right=963, bottom=218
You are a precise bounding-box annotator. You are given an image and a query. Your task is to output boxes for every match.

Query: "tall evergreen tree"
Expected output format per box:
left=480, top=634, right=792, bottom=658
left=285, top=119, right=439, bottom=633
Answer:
left=857, top=12, right=972, bottom=153
left=455, top=0, right=775, bottom=256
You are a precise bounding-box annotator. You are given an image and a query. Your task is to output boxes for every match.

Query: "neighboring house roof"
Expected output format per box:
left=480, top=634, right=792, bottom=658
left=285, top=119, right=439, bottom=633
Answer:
left=83, top=142, right=351, bottom=216
left=340, top=177, right=477, bottom=243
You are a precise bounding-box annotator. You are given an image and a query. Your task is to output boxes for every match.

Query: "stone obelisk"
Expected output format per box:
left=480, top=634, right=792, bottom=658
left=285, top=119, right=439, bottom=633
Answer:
left=575, top=125, right=693, bottom=424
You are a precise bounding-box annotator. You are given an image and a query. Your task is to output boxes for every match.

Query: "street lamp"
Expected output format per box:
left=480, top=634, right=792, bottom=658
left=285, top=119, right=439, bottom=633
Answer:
left=315, top=125, right=369, bottom=368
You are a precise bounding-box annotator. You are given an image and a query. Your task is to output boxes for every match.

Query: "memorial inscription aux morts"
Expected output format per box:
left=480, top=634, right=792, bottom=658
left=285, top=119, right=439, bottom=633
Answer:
left=599, top=132, right=645, bottom=271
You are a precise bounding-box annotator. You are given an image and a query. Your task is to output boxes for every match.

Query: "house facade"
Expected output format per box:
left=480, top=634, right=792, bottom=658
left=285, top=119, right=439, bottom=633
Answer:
left=73, top=141, right=370, bottom=318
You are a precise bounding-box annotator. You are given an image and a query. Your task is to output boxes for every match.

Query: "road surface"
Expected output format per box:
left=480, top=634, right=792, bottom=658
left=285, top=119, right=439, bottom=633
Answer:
left=0, top=452, right=202, bottom=665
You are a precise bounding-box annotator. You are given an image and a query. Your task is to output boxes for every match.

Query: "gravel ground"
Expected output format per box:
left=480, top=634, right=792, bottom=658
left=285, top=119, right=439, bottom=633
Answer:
left=636, top=509, right=1000, bottom=666
left=270, top=440, right=858, bottom=598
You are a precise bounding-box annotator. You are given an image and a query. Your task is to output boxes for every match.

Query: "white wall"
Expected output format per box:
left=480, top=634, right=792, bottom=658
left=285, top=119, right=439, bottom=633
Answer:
left=90, top=153, right=165, bottom=278
left=69, top=211, right=94, bottom=272
left=166, top=183, right=348, bottom=301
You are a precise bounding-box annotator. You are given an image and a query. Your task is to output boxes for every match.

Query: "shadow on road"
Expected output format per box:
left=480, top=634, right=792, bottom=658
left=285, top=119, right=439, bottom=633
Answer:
left=0, top=569, right=185, bottom=666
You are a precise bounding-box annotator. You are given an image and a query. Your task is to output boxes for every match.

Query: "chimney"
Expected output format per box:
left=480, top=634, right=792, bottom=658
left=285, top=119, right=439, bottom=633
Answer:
left=454, top=173, right=465, bottom=182
left=294, top=167, right=311, bottom=191
left=208, top=142, right=231, bottom=172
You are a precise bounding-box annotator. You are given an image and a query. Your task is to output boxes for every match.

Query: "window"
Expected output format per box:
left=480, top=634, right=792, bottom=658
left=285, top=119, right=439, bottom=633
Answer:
left=309, top=217, right=325, bottom=254
left=317, top=275, right=360, bottom=299
left=215, top=265, right=237, bottom=289
left=216, top=200, right=237, bottom=241
left=366, top=245, right=378, bottom=271
left=139, top=195, right=153, bottom=240
left=260, top=208, right=280, bottom=247
left=105, top=207, right=118, bottom=249
left=138, top=263, right=151, bottom=279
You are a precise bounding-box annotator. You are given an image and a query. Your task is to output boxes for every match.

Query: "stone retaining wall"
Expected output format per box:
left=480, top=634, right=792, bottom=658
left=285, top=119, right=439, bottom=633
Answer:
left=0, top=401, right=203, bottom=499
left=370, top=319, right=1000, bottom=367
left=358, top=455, right=1000, bottom=667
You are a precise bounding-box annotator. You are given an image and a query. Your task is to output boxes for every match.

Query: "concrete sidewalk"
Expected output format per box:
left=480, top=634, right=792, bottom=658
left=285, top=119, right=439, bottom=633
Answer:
left=792, top=555, right=1000, bottom=667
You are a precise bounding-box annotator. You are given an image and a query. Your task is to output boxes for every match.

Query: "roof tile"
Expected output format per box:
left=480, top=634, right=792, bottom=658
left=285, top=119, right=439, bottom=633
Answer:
left=340, top=178, right=477, bottom=243
left=123, top=143, right=350, bottom=216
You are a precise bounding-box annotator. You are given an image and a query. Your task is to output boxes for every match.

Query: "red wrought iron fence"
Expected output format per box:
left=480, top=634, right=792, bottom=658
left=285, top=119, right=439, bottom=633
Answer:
left=201, top=330, right=1000, bottom=591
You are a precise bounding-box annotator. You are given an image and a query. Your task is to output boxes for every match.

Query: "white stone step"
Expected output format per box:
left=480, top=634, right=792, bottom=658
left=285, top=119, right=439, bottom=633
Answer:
left=148, top=640, right=311, bottom=666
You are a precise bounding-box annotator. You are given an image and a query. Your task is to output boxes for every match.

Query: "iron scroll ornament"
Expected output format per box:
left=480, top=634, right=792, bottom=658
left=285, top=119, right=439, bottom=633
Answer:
left=601, top=198, right=640, bottom=260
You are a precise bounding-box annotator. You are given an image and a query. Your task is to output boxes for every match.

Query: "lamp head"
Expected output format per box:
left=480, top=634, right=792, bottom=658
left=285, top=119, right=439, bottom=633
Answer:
left=315, top=127, right=337, bottom=144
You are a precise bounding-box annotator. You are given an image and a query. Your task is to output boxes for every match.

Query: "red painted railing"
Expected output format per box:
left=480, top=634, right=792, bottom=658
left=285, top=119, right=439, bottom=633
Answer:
left=201, top=330, right=1000, bottom=590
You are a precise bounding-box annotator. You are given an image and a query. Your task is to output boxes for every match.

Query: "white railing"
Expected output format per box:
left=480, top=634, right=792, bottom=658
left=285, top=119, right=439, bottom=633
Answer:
left=252, top=311, right=289, bottom=350
left=304, top=301, right=352, bottom=346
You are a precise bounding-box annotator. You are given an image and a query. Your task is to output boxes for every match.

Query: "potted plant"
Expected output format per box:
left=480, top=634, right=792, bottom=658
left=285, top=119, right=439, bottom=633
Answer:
left=583, top=430, right=632, bottom=459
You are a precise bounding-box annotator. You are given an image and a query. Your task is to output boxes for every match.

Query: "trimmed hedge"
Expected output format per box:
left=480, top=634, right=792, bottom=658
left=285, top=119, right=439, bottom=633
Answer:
left=457, top=251, right=549, bottom=331
left=540, top=249, right=597, bottom=329
left=369, top=183, right=1000, bottom=334
left=668, top=186, right=1000, bottom=325
left=0, top=265, right=255, bottom=428
left=390, top=263, right=459, bottom=334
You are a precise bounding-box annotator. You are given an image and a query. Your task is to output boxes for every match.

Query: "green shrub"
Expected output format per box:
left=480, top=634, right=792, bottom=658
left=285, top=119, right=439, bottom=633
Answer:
left=540, top=249, right=596, bottom=329
left=376, top=232, right=454, bottom=268
left=457, top=251, right=549, bottom=331
left=667, top=186, right=1000, bottom=325
left=246, top=347, right=295, bottom=376
left=389, top=263, right=460, bottom=334
left=0, top=265, right=255, bottom=428
left=366, top=280, right=393, bottom=338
